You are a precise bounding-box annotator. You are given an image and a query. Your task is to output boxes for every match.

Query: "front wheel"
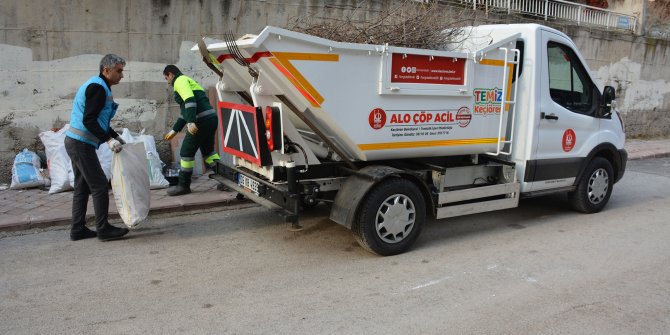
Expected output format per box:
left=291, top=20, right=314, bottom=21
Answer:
left=568, top=157, right=614, bottom=213
left=352, top=178, right=425, bottom=256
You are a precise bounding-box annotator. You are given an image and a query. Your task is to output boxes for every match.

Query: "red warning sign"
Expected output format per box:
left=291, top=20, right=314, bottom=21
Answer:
left=562, top=129, right=576, bottom=152
left=391, top=53, right=465, bottom=85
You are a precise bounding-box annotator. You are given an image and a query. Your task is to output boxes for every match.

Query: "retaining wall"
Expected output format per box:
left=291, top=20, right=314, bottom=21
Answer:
left=0, top=0, right=667, bottom=183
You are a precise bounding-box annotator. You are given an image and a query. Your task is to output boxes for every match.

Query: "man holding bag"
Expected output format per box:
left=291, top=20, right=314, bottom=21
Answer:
left=64, top=54, right=130, bottom=241
left=163, top=65, right=220, bottom=196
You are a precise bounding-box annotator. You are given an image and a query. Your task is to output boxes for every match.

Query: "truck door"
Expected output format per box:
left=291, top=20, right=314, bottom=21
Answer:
left=529, top=31, right=601, bottom=192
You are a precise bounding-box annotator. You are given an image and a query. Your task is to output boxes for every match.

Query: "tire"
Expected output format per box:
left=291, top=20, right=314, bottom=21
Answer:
left=352, top=178, right=426, bottom=256
left=568, top=157, right=614, bottom=213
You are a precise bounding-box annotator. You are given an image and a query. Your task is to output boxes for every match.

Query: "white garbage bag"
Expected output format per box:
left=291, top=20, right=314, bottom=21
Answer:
left=10, top=149, right=49, bottom=190
left=39, top=125, right=74, bottom=194
left=96, top=144, right=113, bottom=181
left=120, top=128, right=170, bottom=189
left=111, top=142, right=150, bottom=227
left=39, top=124, right=115, bottom=194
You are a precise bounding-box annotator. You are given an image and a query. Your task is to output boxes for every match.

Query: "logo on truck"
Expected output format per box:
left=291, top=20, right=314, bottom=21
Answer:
left=369, top=108, right=387, bottom=130
left=473, top=87, right=503, bottom=115
left=562, top=129, right=576, bottom=152
left=456, top=107, right=472, bottom=128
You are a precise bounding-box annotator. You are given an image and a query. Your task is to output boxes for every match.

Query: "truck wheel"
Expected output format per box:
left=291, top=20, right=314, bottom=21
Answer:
left=568, top=157, right=614, bottom=213
left=352, top=178, right=425, bottom=256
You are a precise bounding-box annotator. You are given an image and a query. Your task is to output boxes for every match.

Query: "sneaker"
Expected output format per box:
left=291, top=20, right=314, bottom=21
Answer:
left=70, top=227, right=97, bottom=241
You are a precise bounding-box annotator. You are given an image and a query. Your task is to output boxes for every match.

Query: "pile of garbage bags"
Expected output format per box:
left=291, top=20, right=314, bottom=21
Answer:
left=11, top=125, right=169, bottom=193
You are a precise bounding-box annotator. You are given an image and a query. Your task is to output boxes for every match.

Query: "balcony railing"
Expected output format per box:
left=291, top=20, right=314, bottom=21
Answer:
left=454, top=0, right=637, bottom=32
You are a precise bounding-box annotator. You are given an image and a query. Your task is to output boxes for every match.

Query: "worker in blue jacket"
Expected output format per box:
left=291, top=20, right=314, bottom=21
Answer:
left=163, top=65, right=220, bottom=196
left=64, top=54, right=129, bottom=242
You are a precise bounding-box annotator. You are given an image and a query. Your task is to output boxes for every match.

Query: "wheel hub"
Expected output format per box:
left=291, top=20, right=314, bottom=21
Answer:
left=588, top=168, right=609, bottom=204
left=376, top=194, right=415, bottom=243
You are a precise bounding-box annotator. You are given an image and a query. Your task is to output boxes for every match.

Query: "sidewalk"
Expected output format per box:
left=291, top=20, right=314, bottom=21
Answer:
left=0, top=175, right=240, bottom=232
left=1, top=139, right=669, bottom=233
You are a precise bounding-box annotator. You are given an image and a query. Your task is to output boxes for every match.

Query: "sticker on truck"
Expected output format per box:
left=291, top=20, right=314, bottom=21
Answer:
left=391, top=53, right=466, bottom=85
left=217, top=101, right=272, bottom=166
left=473, top=88, right=503, bottom=115
left=563, top=129, right=576, bottom=152
left=367, top=108, right=458, bottom=137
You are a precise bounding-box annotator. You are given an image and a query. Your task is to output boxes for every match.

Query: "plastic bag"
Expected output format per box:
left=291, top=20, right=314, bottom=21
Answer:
left=111, top=142, right=150, bottom=227
left=96, top=144, right=113, bottom=181
left=10, top=149, right=49, bottom=190
left=39, top=125, right=74, bottom=194
left=39, top=124, right=115, bottom=194
left=120, top=128, right=170, bottom=189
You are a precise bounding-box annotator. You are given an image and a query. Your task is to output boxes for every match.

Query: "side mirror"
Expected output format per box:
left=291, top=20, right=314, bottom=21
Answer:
left=600, top=86, right=616, bottom=117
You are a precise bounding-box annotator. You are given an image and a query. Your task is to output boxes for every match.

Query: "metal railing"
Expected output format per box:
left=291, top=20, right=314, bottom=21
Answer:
left=456, top=0, right=637, bottom=32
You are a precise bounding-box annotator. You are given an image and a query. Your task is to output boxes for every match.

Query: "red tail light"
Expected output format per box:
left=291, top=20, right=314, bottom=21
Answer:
left=265, top=106, right=274, bottom=151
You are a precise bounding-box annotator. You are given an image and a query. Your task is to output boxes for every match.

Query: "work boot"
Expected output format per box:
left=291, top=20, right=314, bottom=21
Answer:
left=205, top=160, right=219, bottom=175
left=97, top=224, right=129, bottom=242
left=70, top=226, right=97, bottom=241
left=167, top=184, right=191, bottom=196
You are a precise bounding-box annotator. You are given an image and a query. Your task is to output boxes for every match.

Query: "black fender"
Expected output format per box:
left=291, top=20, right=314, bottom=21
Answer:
left=329, top=165, right=433, bottom=230
left=574, top=143, right=627, bottom=186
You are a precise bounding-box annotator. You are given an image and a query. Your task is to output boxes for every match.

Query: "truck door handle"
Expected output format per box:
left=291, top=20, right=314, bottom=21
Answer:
left=541, top=112, right=559, bottom=120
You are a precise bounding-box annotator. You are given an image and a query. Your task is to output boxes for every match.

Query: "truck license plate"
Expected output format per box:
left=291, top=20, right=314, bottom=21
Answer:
left=237, top=173, right=260, bottom=195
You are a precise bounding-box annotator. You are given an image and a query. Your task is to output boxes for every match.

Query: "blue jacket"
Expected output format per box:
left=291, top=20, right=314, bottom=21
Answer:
left=66, top=76, right=118, bottom=148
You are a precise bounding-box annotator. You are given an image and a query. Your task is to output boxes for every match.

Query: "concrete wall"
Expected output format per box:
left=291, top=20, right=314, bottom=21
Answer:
left=567, top=27, right=670, bottom=138
left=0, top=0, right=389, bottom=183
left=0, top=0, right=668, bottom=183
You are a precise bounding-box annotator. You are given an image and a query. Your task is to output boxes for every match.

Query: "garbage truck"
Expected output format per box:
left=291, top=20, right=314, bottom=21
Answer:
left=195, top=23, right=627, bottom=255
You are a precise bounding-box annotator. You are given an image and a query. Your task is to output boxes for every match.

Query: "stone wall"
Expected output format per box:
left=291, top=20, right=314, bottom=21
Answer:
left=0, top=0, right=667, bottom=183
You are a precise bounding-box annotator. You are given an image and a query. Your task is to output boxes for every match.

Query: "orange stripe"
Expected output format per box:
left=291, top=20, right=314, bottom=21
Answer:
left=272, top=52, right=339, bottom=107
left=270, top=58, right=320, bottom=107
left=358, top=138, right=505, bottom=151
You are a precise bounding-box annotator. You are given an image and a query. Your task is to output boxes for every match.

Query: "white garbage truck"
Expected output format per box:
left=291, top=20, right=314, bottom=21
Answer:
left=195, top=23, right=627, bottom=255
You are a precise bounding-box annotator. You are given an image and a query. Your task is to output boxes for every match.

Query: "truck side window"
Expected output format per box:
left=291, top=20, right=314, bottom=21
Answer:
left=547, top=42, right=595, bottom=115
left=512, top=40, right=524, bottom=83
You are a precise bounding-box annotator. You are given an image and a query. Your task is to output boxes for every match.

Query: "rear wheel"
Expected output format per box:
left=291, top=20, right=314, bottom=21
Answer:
left=352, top=178, right=425, bottom=256
left=568, top=157, right=614, bottom=213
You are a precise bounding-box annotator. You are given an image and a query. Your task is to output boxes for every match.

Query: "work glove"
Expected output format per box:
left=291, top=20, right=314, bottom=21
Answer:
left=187, top=123, right=199, bottom=135
left=164, top=130, right=177, bottom=141
left=107, top=138, right=123, bottom=153
left=115, top=136, right=126, bottom=145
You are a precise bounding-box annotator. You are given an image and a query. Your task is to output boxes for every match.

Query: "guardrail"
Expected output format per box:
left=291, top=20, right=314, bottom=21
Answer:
left=455, top=0, right=637, bottom=32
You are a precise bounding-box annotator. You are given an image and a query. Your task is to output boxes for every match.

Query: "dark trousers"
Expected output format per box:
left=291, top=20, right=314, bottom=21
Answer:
left=179, top=116, right=218, bottom=186
left=64, top=136, right=110, bottom=231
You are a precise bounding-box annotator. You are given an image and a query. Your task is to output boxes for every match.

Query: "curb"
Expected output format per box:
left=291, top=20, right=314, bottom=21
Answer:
left=0, top=197, right=249, bottom=233
left=628, top=152, right=670, bottom=160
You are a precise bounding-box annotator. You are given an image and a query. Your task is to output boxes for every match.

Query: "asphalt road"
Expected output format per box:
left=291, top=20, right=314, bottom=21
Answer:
left=1, top=158, right=669, bottom=334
